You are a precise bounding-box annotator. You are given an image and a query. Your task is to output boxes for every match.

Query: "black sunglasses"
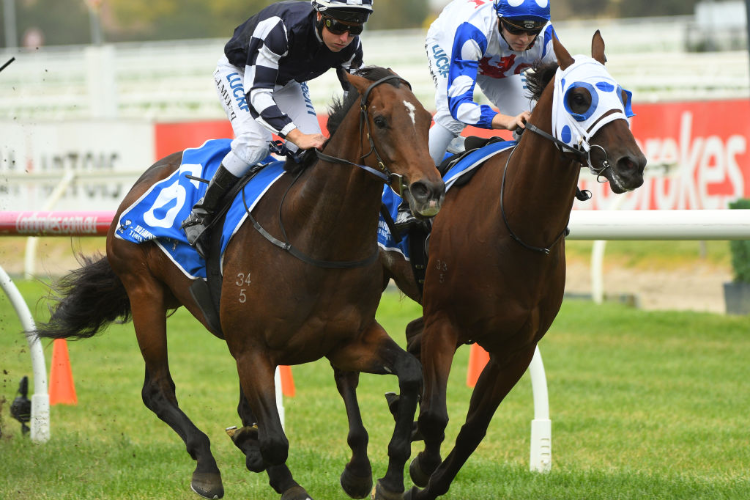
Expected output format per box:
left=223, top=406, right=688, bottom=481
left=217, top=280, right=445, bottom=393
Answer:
left=501, top=20, right=542, bottom=37
left=324, top=17, right=364, bottom=36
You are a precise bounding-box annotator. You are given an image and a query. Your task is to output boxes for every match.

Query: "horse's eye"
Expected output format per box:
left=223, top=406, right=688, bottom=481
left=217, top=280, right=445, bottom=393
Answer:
left=567, top=89, right=591, bottom=115
left=373, top=116, right=387, bottom=129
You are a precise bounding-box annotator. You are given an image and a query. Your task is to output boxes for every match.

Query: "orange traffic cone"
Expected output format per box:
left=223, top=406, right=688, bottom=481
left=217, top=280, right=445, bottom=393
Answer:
left=466, top=343, right=490, bottom=388
left=49, top=339, right=77, bottom=405
left=279, top=365, right=295, bottom=397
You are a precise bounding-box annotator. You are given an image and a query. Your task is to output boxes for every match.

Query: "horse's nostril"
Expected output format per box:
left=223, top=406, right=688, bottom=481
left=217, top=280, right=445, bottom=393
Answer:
left=618, top=157, right=637, bottom=171
left=410, top=181, right=430, bottom=200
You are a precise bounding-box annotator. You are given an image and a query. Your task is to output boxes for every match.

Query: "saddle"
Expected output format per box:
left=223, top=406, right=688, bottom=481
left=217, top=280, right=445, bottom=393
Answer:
left=187, top=161, right=275, bottom=338
left=188, top=147, right=356, bottom=335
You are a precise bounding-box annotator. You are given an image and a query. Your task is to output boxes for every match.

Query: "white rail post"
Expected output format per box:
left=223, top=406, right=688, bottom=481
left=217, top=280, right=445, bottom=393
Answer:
left=23, top=171, right=77, bottom=278
left=529, top=346, right=551, bottom=472
left=0, top=265, right=50, bottom=442
left=274, top=366, right=284, bottom=430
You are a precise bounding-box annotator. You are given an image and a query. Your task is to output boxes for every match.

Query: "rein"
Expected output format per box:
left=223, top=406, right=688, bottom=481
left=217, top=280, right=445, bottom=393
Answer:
left=526, top=119, right=616, bottom=180
left=315, top=74, right=412, bottom=195
left=246, top=74, right=410, bottom=269
left=499, top=145, right=570, bottom=255
left=504, top=110, right=620, bottom=254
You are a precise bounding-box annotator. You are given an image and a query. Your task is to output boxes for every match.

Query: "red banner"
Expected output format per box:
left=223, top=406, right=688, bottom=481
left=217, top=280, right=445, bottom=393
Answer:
left=579, top=99, right=750, bottom=210
left=154, top=99, right=750, bottom=211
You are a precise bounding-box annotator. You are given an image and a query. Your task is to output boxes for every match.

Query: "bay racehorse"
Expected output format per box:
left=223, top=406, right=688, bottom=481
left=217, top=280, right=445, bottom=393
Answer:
left=33, top=67, right=444, bottom=500
left=358, top=32, right=646, bottom=499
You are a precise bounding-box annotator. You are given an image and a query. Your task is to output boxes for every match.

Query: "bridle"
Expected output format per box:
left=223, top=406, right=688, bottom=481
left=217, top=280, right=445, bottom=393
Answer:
left=245, top=74, right=412, bottom=269
left=501, top=102, right=621, bottom=255
left=525, top=121, right=614, bottom=180
left=315, top=74, right=412, bottom=196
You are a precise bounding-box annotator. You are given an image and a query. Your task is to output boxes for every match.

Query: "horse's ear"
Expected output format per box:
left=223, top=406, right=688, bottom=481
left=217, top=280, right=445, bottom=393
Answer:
left=345, top=72, right=373, bottom=96
left=592, top=30, right=606, bottom=65
left=553, top=35, right=574, bottom=70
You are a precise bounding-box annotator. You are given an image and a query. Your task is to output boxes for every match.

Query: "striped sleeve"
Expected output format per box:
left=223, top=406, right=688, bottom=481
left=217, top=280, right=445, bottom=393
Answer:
left=447, top=22, right=497, bottom=129
left=337, top=38, right=364, bottom=93
left=244, top=16, right=296, bottom=137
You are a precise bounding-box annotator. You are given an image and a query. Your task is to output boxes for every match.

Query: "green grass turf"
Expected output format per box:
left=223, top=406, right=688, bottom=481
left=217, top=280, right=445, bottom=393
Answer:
left=1, top=280, right=749, bottom=499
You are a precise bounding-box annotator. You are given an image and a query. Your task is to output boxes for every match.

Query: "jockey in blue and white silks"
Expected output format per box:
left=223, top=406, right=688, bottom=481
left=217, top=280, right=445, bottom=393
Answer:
left=182, top=0, right=374, bottom=258
left=424, top=0, right=558, bottom=166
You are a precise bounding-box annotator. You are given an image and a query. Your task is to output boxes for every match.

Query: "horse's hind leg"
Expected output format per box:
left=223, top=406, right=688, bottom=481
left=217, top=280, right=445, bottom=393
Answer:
left=333, top=369, right=373, bottom=499
left=128, top=286, right=223, bottom=499
left=328, top=320, right=422, bottom=500
left=409, top=346, right=536, bottom=500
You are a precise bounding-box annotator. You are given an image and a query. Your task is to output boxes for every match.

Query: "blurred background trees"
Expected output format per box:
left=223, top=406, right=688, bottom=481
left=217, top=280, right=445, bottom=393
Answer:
left=0, top=0, right=707, bottom=48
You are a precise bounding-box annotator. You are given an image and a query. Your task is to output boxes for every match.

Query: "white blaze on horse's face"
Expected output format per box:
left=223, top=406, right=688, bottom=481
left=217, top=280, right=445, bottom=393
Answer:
left=403, top=100, right=417, bottom=126
left=551, top=55, right=634, bottom=154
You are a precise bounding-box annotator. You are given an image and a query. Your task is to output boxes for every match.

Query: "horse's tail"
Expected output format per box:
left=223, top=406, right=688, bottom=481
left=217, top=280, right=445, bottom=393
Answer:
left=34, top=255, right=131, bottom=340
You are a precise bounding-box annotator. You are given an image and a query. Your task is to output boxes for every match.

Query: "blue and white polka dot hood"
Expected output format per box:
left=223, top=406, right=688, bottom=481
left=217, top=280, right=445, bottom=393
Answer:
left=552, top=55, right=634, bottom=155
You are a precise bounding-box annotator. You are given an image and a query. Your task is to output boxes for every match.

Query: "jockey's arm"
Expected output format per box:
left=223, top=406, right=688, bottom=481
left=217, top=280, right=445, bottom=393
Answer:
left=286, top=128, right=327, bottom=151
left=447, top=23, right=497, bottom=130
left=491, top=110, right=531, bottom=131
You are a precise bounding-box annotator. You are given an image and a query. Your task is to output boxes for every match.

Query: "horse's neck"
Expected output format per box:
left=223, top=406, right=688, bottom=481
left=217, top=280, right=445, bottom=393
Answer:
left=503, top=107, right=581, bottom=233
left=286, top=131, right=383, bottom=252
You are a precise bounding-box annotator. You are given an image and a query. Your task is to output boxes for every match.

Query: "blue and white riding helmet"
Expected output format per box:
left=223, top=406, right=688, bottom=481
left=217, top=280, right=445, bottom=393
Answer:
left=494, top=0, right=550, bottom=29
left=551, top=55, right=635, bottom=167
left=311, top=0, right=374, bottom=24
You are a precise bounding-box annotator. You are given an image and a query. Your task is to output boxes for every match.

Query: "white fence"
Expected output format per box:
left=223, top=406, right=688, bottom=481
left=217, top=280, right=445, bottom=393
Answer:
left=3, top=209, right=750, bottom=466
left=1, top=16, right=748, bottom=121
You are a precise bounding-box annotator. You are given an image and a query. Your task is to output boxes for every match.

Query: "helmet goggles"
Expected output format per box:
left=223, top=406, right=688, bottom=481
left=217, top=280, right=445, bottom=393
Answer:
left=501, top=18, right=544, bottom=36
left=323, top=16, right=364, bottom=35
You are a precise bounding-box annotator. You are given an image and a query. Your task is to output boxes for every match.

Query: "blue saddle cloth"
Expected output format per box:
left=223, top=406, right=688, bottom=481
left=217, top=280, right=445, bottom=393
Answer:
left=115, top=139, right=286, bottom=279
left=377, top=140, right=515, bottom=260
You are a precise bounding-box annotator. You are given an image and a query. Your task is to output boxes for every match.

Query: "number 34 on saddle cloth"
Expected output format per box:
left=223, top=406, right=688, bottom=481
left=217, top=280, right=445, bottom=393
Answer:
left=115, top=139, right=285, bottom=279
left=377, top=139, right=515, bottom=260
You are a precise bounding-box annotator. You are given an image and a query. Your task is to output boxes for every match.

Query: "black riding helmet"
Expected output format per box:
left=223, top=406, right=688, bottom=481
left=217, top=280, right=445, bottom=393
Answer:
left=311, top=0, right=373, bottom=25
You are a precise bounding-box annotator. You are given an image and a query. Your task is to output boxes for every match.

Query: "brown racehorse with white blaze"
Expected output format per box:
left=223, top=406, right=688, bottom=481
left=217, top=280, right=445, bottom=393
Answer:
left=33, top=67, right=444, bottom=500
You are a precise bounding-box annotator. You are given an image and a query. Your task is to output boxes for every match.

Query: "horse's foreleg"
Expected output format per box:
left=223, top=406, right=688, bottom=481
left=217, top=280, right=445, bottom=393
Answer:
left=411, top=345, right=536, bottom=500
left=328, top=321, right=422, bottom=500
left=129, top=290, right=223, bottom=499
left=235, top=351, right=312, bottom=500
left=232, top=387, right=300, bottom=496
left=410, top=318, right=459, bottom=488
left=333, top=369, right=372, bottom=499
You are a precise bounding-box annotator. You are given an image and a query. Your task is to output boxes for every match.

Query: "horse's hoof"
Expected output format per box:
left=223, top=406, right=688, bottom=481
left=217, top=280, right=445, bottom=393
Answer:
left=280, top=485, right=313, bottom=500
left=340, top=466, right=373, bottom=499
left=370, top=479, right=404, bottom=500
left=190, top=471, right=224, bottom=499
left=409, top=457, right=430, bottom=488
left=226, top=424, right=259, bottom=452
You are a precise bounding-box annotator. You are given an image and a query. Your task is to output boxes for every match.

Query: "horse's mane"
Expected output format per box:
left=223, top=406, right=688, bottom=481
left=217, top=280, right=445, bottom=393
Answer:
left=284, top=66, right=401, bottom=175
left=327, top=66, right=401, bottom=137
left=526, top=61, right=559, bottom=103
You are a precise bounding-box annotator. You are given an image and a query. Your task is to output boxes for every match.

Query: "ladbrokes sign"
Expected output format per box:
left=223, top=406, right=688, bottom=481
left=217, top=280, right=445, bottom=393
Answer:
left=576, top=99, right=750, bottom=210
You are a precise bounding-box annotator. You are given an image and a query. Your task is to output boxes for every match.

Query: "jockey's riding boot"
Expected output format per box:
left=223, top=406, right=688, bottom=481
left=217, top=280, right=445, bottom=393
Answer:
left=182, top=164, right=240, bottom=258
left=393, top=199, right=417, bottom=235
